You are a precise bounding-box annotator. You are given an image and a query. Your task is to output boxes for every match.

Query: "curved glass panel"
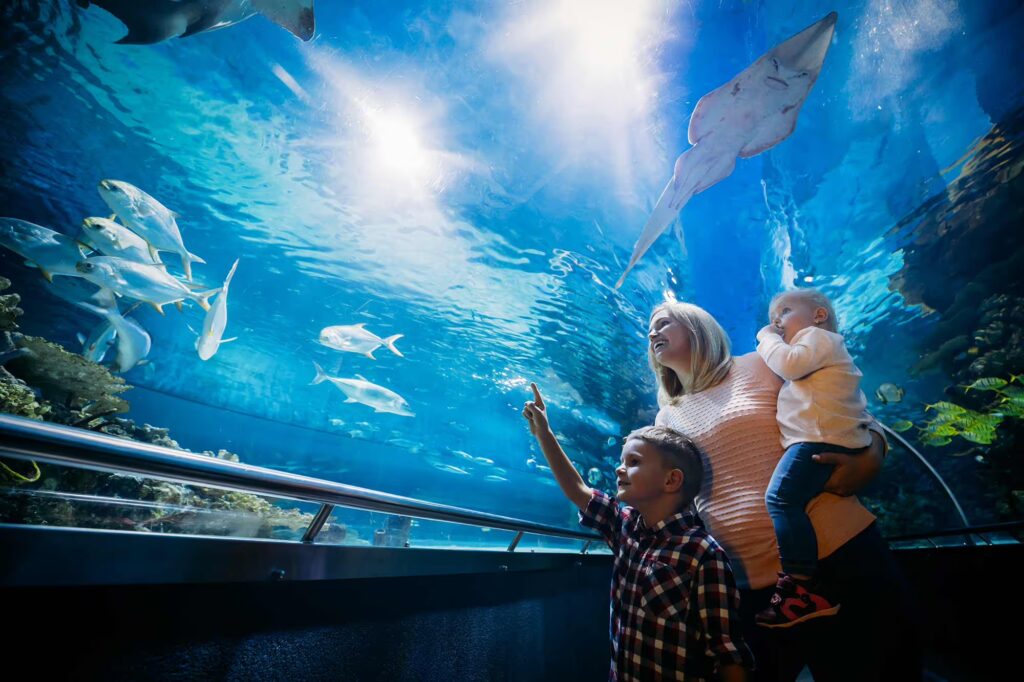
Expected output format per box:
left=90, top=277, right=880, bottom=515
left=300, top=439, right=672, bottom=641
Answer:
left=1, top=1, right=1022, bottom=543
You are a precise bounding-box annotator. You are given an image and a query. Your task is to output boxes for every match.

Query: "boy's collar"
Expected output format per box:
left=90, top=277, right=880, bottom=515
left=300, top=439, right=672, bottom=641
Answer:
left=638, top=509, right=701, bottom=535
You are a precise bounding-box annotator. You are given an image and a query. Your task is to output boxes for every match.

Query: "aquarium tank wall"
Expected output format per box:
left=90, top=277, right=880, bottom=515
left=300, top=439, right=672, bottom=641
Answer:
left=1, top=0, right=1022, bottom=545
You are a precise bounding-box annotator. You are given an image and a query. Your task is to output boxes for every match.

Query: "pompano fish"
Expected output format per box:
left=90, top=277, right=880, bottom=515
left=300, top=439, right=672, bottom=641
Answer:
left=45, top=276, right=119, bottom=311
left=319, top=323, right=404, bottom=360
left=311, top=362, right=414, bottom=417
left=196, top=259, right=240, bottom=360
left=77, top=322, right=117, bottom=363
left=75, top=256, right=218, bottom=313
left=80, top=217, right=162, bottom=266
left=97, top=180, right=205, bottom=281
left=616, top=12, right=838, bottom=288
left=76, top=301, right=143, bottom=363
left=78, top=0, right=316, bottom=45
left=0, top=218, right=87, bottom=281
left=77, top=302, right=151, bottom=372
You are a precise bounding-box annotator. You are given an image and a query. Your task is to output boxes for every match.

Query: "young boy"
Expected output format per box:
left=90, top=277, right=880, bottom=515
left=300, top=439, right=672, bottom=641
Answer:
left=523, top=383, right=753, bottom=681
left=755, top=288, right=872, bottom=628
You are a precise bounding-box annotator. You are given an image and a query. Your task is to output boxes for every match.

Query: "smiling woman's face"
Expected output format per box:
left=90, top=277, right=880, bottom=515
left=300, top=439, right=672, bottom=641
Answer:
left=648, top=312, right=692, bottom=375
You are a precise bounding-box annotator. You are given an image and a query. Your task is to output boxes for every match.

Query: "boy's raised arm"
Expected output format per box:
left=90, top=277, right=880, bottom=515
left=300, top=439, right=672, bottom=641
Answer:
left=522, top=383, right=593, bottom=510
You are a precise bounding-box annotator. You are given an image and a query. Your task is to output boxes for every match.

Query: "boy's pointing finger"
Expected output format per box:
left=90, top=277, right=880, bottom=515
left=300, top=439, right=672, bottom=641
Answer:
left=530, top=382, right=545, bottom=408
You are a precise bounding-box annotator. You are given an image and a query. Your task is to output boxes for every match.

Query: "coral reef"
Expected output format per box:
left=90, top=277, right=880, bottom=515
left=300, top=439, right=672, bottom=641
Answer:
left=889, top=105, right=1024, bottom=522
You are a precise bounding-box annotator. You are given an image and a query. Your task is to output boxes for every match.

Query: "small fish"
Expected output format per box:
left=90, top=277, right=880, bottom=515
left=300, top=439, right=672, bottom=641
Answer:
left=77, top=302, right=152, bottom=372
left=0, top=218, right=87, bottom=281
left=960, top=377, right=1008, bottom=393
left=924, top=401, right=968, bottom=415
left=80, top=217, right=162, bottom=265
left=474, top=456, right=495, bottom=466
left=310, top=362, right=414, bottom=417
left=959, top=428, right=996, bottom=445
left=484, top=475, right=508, bottom=483
left=328, top=418, right=344, bottom=426
left=888, top=419, right=914, bottom=433
left=587, top=467, right=602, bottom=486
left=196, top=259, right=240, bottom=360
left=926, top=424, right=960, bottom=438
left=434, top=463, right=470, bottom=475
left=97, top=180, right=205, bottom=281
left=76, top=256, right=218, bottom=313
left=874, top=383, right=905, bottom=405
left=319, top=323, right=404, bottom=360
left=922, top=435, right=953, bottom=448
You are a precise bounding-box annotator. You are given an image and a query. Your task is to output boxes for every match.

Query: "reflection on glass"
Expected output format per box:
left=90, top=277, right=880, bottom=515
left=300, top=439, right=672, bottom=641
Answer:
left=0, top=459, right=317, bottom=540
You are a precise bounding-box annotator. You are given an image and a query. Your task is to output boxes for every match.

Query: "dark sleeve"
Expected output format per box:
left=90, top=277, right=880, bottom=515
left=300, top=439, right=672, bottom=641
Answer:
left=578, top=489, right=625, bottom=552
left=695, top=546, right=756, bottom=671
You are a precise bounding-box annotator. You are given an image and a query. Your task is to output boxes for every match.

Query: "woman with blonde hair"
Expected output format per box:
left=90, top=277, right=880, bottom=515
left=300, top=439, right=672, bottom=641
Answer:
left=647, top=300, right=919, bottom=680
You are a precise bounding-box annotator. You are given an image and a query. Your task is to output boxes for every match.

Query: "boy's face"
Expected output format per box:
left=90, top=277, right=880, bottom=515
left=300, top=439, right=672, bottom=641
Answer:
left=615, top=439, right=678, bottom=508
left=769, top=294, right=825, bottom=343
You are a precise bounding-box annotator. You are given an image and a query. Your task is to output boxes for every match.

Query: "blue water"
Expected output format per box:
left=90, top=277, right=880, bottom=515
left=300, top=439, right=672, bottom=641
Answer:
left=2, top=0, right=1023, bottom=532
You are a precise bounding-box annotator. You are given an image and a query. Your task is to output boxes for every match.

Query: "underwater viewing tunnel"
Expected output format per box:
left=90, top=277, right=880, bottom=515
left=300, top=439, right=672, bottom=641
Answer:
left=2, top=1, right=1024, bottom=680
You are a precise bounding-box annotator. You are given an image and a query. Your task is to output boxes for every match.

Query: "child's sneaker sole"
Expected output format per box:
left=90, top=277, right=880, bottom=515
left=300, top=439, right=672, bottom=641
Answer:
left=757, top=604, right=841, bottom=629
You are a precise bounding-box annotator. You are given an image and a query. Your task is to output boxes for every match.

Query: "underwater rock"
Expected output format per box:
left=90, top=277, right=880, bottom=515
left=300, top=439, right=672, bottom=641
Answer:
left=0, top=277, right=24, bottom=331
left=5, top=332, right=129, bottom=423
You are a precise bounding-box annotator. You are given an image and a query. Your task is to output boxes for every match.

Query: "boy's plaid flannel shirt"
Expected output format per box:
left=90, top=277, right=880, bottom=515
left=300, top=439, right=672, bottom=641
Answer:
left=580, top=490, right=754, bottom=681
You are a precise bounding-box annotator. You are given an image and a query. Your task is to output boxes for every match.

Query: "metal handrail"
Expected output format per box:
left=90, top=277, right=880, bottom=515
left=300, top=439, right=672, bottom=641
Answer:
left=0, top=414, right=599, bottom=545
left=884, top=520, right=1024, bottom=544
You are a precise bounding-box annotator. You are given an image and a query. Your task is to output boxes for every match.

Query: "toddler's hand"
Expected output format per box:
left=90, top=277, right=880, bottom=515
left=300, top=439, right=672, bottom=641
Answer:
left=522, top=382, right=550, bottom=436
left=758, top=324, right=783, bottom=338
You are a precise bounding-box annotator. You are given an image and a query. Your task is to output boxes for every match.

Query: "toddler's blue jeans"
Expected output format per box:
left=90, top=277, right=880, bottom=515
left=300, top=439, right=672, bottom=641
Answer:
left=765, top=441, right=864, bottom=577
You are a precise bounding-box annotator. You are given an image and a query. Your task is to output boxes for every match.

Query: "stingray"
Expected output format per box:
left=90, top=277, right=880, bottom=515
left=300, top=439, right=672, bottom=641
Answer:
left=616, top=12, right=838, bottom=289
left=78, top=0, right=315, bottom=44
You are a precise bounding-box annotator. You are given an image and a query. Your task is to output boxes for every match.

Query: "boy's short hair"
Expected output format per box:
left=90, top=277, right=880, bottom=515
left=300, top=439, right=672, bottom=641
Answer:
left=624, top=426, right=704, bottom=506
left=771, top=288, right=839, bottom=333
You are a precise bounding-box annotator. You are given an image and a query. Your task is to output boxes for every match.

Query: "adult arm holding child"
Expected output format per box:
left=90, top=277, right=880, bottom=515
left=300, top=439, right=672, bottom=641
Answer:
left=522, top=383, right=593, bottom=510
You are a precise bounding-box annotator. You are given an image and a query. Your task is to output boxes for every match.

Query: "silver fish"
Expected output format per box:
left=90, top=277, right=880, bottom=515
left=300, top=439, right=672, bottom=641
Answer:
left=44, top=276, right=119, bottom=311
left=80, top=217, right=162, bottom=266
left=616, top=12, right=837, bottom=288
left=319, top=323, right=404, bottom=360
left=311, top=362, right=414, bottom=417
left=79, top=0, right=315, bottom=45
left=75, top=256, right=218, bottom=313
left=77, top=322, right=117, bottom=363
left=77, top=302, right=151, bottom=373
left=0, top=218, right=87, bottom=281
left=196, top=259, right=240, bottom=360
left=76, top=301, right=143, bottom=363
left=97, top=180, right=205, bottom=281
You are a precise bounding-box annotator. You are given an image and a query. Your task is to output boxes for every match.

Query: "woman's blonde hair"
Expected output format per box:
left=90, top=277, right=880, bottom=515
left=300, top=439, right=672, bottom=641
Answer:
left=649, top=302, right=733, bottom=405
